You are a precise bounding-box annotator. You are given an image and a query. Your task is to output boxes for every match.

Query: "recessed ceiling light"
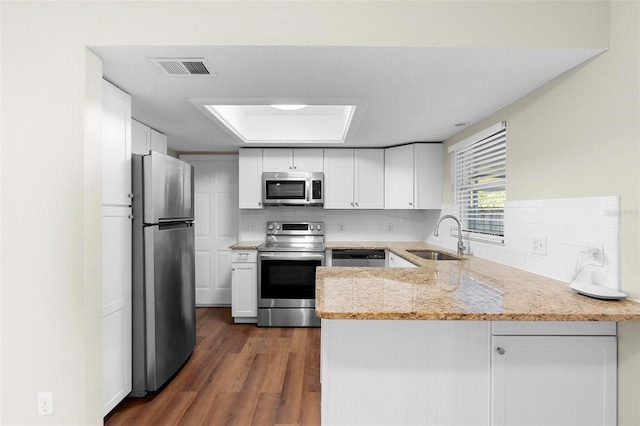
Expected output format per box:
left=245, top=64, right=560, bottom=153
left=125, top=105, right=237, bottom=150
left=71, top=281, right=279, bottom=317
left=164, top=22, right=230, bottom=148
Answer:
left=190, top=99, right=368, bottom=144
left=270, top=104, right=308, bottom=111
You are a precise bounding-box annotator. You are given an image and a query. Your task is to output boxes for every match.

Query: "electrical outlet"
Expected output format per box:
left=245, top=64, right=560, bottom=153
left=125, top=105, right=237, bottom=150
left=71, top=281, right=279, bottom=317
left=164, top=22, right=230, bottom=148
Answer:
left=38, top=392, right=53, bottom=416
left=587, top=243, right=605, bottom=267
left=387, top=223, right=393, bottom=232
left=246, top=222, right=255, bottom=231
left=531, top=236, right=547, bottom=256
left=338, top=223, right=345, bottom=233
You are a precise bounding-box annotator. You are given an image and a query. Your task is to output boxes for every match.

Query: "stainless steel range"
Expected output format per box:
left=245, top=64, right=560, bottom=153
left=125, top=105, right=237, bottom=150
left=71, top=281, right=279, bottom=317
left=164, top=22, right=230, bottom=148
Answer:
left=257, top=221, right=325, bottom=327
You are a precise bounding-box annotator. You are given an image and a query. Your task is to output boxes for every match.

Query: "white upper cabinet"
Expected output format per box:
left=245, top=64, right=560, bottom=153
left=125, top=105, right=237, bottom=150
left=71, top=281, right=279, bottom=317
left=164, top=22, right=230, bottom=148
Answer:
left=324, top=149, right=354, bottom=208
left=385, top=144, right=414, bottom=209
left=131, top=119, right=167, bottom=155
left=102, top=80, right=132, bottom=206
left=354, top=149, right=385, bottom=209
left=131, top=120, right=150, bottom=155
left=324, top=149, right=384, bottom=209
left=262, top=148, right=324, bottom=172
left=238, top=149, right=263, bottom=209
left=414, top=144, right=443, bottom=209
left=150, top=129, right=167, bottom=154
left=385, top=143, right=443, bottom=209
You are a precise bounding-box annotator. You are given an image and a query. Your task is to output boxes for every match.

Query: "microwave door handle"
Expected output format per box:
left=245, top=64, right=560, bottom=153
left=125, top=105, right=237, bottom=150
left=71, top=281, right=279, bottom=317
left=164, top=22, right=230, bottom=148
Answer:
left=306, top=179, right=310, bottom=202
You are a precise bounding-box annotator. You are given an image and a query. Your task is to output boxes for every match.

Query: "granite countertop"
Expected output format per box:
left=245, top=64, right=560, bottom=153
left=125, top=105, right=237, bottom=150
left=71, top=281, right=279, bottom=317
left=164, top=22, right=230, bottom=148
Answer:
left=229, top=241, right=263, bottom=250
left=318, top=241, right=640, bottom=321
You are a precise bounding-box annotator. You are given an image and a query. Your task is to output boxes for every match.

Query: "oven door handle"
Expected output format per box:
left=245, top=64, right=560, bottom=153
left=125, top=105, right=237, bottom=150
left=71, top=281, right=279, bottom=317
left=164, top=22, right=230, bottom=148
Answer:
left=258, top=252, right=325, bottom=261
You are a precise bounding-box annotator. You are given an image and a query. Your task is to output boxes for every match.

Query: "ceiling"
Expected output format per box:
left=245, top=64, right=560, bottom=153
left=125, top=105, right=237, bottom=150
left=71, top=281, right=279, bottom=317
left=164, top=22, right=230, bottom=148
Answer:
left=91, top=46, right=603, bottom=153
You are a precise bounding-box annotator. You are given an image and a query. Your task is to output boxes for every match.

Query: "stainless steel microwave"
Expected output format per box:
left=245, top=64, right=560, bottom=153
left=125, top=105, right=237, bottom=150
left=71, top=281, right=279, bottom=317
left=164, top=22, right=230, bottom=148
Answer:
left=262, top=172, right=324, bottom=206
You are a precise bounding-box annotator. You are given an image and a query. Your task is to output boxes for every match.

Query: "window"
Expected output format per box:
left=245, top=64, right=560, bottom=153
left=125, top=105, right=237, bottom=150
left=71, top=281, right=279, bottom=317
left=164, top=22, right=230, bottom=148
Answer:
left=449, top=122, right=506, bottom=244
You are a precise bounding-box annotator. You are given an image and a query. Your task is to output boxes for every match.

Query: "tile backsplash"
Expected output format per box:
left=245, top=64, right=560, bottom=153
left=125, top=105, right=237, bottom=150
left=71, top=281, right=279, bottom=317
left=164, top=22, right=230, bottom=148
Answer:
left=237, top=196, right=620, bottom=290
left=238, top=208, right=431, bottom=242
left=426, top=196, right=620, bottom=290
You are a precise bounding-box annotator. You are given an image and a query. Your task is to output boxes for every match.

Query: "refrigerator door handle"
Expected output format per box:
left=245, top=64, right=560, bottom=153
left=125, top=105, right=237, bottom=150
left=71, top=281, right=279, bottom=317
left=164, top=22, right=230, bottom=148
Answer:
left=157, top=222, right=193, bottom=231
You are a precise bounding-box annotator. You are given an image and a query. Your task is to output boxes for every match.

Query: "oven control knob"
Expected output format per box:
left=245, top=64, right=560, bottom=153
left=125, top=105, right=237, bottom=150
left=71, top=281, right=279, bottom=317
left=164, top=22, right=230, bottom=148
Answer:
left=276, top=224, right=281, bottom=230
left=310, top=225, right=315, bottom=230
left=268, top=224, right=274, bottom=231
left=317, top=224, right=322, bottom=231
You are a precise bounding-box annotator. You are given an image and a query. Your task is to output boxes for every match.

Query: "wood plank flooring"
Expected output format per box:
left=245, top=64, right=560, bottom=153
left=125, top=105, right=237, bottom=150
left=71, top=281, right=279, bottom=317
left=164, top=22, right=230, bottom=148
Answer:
left=105, top=308, right=321, bottom=426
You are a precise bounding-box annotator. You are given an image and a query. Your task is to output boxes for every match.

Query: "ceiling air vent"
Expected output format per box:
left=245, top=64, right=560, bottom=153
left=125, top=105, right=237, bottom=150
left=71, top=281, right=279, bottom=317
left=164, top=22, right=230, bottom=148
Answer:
left=150, top=58, right=216, bottom=77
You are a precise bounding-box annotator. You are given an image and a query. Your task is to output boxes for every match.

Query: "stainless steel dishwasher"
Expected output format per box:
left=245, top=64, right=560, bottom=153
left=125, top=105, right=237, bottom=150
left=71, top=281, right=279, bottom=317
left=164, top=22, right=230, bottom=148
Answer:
left=331, top=249, right=386, bottom=267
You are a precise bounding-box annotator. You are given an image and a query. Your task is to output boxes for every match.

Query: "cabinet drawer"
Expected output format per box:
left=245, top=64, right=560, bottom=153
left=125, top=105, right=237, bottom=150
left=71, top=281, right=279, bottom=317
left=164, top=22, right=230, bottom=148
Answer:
left=231, top=250, right=257, bottom=263
left=491, top=321, right=616, bottom=336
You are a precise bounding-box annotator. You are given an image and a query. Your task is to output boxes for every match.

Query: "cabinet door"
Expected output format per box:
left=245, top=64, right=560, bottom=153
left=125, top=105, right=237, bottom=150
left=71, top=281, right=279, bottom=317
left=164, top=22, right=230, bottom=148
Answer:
left=354, top=149, right=384, bottom=209
left=323, top=149, right=354, bottom=209
left=150, top=129, right=168, bottom=154
left=293, top=148, right=324, bottom=172
left=388, top=251, right=417, bottom=268
left=231, top=262, right=257, bottom=317
left=131, top=119, right=151, bottom=155
left=491, top=335, right=616, bottom=426
left=414, top=144, right=443, bottom=209
left=385, top=144, right=414, bottom=209
left=102, top=206, right=132, bottom=415
left=262, top=148, right=293, bottom=171
left=238, top=149, right=263, bottom=209
left=102, top=80, right=131, bottom=206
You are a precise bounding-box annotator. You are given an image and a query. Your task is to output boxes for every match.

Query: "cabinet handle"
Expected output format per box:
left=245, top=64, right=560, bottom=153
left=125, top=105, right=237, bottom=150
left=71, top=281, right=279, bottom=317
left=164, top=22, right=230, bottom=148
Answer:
left=128, top=193, right=134, bottom=199
left=355, top=202, right=359, bottom=207
left=128, top=214, right=134, bottom=219
left=496, top=347, right=505, bottom=355
left=409, top=202, right=413, bottom=206
left=258, top=202, right=262, bottom=206
left=232, top=268, right=236, bottom=272
left=350, top=202, right=354, bottom=207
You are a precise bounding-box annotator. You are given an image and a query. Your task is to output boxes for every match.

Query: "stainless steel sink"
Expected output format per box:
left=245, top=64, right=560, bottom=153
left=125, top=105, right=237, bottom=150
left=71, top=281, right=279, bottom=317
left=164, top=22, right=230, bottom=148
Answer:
left=407, top=250, right=461, bottom=261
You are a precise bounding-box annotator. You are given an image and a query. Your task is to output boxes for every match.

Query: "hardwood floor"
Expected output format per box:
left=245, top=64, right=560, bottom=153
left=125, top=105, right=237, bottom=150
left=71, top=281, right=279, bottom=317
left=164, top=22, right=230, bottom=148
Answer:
left=105, top=308, right=321, bottom=426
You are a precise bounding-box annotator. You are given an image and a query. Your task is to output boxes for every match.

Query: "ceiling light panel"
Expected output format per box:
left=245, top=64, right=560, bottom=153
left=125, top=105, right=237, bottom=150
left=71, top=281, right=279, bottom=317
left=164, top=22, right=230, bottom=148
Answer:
left=191, top=100, right=365, bottom=144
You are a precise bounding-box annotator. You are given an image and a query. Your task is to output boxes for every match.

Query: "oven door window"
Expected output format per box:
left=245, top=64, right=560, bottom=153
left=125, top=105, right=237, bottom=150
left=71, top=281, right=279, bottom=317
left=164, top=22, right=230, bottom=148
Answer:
left=260, top=259, right=320, bottom=299
left=265, top=180, right=306, bottom=200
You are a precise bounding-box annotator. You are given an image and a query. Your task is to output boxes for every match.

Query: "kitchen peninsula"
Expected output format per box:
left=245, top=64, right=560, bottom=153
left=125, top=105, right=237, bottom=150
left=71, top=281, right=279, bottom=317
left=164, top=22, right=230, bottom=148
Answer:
left=318, top=242, right=640, bottom=426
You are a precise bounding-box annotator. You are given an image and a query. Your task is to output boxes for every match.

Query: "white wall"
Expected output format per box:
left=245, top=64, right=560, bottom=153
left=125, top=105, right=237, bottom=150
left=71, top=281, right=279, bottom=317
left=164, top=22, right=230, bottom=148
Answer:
left=0, top=1, right=615, bottom=424
left=439, top=2, right=640, bottom=423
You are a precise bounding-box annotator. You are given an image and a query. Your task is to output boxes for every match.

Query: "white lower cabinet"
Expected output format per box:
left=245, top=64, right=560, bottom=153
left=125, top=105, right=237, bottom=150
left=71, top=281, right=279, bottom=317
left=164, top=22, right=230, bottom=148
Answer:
left=321, top=319, right=617, bottom=426
left=101, top=206, right=132, bottom=415
left=387, top=251, right=418, bottom=268
left=321, top=320, right=490, bottom=426
left=231, top=250, right=257, bottom=323
left=491, top=323, right=616, bottom=426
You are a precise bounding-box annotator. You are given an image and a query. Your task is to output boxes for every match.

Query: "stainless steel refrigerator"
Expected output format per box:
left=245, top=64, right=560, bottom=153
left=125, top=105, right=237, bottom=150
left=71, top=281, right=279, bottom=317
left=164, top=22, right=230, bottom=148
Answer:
left=131, top=151, right=196, bottom=396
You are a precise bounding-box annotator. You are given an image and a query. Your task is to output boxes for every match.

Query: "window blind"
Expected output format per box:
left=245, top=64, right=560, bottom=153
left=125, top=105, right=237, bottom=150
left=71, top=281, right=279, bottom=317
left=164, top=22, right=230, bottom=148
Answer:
left=453, top=123, right=506, bottom=243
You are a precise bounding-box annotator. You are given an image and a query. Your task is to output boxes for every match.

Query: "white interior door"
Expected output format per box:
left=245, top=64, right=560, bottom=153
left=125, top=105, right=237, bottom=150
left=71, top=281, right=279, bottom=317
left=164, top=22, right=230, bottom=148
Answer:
left=181, top=155, right=239, bottom=306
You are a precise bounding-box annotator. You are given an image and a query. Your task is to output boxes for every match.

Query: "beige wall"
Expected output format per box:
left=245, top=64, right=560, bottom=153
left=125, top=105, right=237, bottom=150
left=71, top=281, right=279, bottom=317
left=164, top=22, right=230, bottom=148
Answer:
left=0, top=1, right=617, bottom=424
left=442, top=1, right=640, bottom=423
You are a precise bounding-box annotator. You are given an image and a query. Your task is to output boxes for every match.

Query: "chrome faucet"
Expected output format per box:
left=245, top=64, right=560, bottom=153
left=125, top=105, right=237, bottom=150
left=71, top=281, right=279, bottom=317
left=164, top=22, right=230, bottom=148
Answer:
left=434, top=215, right=466, bottom=255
